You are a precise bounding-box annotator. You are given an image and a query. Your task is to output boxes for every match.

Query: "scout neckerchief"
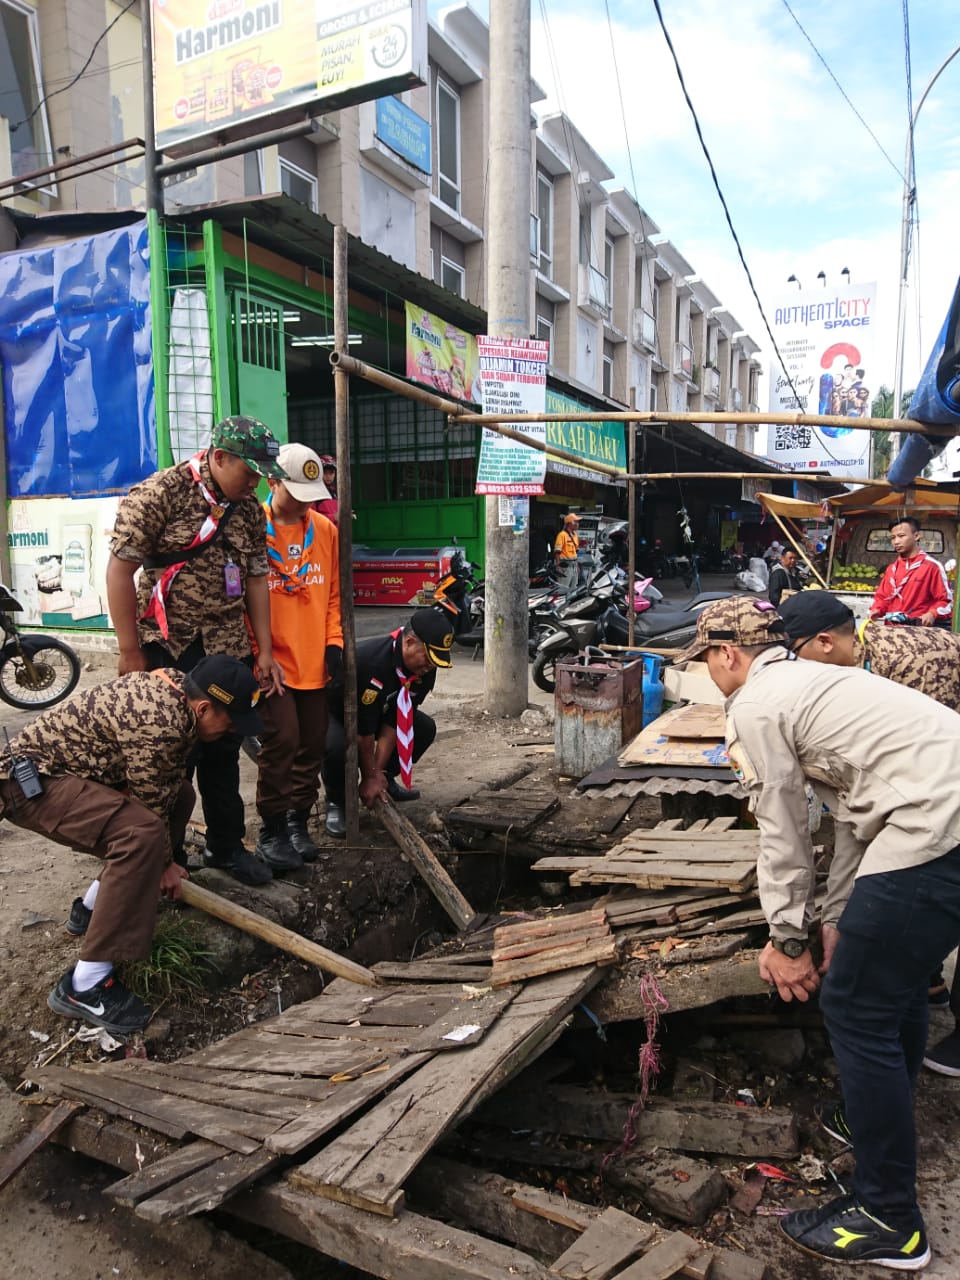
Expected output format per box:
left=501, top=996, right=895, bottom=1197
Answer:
left=264, top=495, right=314, bottom=594
left=142, top=452, right=230, bottom=640
left=391, top=627, right=416, bottom=790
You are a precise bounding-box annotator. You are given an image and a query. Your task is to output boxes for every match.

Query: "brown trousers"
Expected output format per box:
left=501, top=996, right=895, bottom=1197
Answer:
left=0, top=774, right=194, bottom=961
left=256, top=686, right=328, bottom=817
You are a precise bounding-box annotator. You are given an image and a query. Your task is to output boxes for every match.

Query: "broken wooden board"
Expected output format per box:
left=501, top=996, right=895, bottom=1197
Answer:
left=550, top=1205, right=656, bottom=1278
left=588, top=952, right=770, bottom=1021
left=619, top=706, right=731, bottom=769
left=447, top=783, right=561, bottom=835
left=488, top=909, right=618, bottom=988
left=289, top=965, right=604, bottom=1216
left=478, top=1088, right=800, bottom=1158
left=615, top=1231, right=703, bottom=1280
left=0, top=1100, right=80, bottom=1192
left=371, top=960, right=493, bottom=984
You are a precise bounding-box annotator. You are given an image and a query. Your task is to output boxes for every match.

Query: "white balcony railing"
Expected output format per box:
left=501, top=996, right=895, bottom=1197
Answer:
left=704, top=366, right=721, bottom=399
left=632, top=308, right=656, bottom=350
left=578, top=263, right=610, bottom=317
left=673, top=341, right=693, bottom=379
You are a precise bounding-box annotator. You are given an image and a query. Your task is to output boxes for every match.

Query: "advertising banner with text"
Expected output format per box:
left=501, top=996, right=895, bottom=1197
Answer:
left=475, top=338, right=549, bottom=495
left=404, top=302, right=478, bottom=401
left=152, top=0, right=427, bottom=154
left=767, top=281, right=876, bottom=476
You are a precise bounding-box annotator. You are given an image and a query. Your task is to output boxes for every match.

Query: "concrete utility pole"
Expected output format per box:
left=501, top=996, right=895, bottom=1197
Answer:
left=483, top=0, right=532, bottom=717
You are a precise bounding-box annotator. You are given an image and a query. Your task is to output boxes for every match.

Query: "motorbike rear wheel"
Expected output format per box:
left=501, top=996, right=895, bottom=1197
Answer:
left=0, top=639, right=81, bottom=709
left=532, top=648, right=562, bottom=694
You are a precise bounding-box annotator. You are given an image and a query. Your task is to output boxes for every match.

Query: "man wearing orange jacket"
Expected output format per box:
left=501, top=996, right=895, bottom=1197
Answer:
left=254, top=443, right=343, bottom=869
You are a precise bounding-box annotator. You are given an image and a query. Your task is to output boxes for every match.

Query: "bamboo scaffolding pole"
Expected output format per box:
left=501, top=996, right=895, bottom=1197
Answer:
left=764, top=508, right=827, bottom=588
left=453, top=409, right=946, bottom=435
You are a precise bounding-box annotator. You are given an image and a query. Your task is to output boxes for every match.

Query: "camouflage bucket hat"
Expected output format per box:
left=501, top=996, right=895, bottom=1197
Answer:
left=211, top=416, right=287, bottom=480
left=675, top=596, right=786, bottom=664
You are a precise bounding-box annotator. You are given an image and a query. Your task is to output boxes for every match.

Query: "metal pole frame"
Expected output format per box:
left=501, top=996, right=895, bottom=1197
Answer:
left=333, top=227, right=361, bottom=846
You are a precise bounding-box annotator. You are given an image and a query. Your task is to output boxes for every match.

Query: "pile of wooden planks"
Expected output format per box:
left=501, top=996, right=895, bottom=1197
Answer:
left=490, top=907, right=619, bottom=988
left=533, top=817, right=759, bottom=894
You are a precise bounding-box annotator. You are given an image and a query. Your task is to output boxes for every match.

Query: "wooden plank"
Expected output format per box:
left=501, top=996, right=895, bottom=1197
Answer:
left=36, top=1067, right=270, bottom=1152
left=615, top=1231, right=702, bottom=1280
left=357, top=990, right=462, bottom=1026
left=406, top=1158, right=582, bottom=1259
left=179, top=879, right=378, bottom=985
left=0, top=1100, right=81, bottom=1191
left=130, top=1062, right=337, bottom=1102
left=447, top=787, right=561, bottom=835
left=550, top=1206, right=655, bottom=1278
left=478, top=1089, right=799, bottom=1158
left=188, top=1030, right=396, bottom=1077
left=94, top=1062, right=306, bottom=1120
left=493, top=923, right=610, bottom=964
left=136, top=1148, right=280, bottom=1222
left=511, top=1185, right=599, bottom=1233
left=106, top=1139, right=226, bottom=1206
left=405, top=986, right=520, bottom=1053
left=291, top=967, right=603, bottom=1216
left=38, top=1070, right=190, bottom=1141
left=256, top=1017, right=414, bottom=1044
left=490, top=939, right=619, bottom=988
left=376, top=796, right=480, bottom=931
left=588, top=953, right=769, bottom=1021
left=372, top=962, right=494, bottom=984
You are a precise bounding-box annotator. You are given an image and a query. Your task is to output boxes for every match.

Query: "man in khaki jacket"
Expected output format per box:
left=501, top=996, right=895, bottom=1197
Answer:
left=678, top=596, right=960, bottom=1272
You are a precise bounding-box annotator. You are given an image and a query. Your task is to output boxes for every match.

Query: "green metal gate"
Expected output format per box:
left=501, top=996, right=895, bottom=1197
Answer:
left=232, top=292, right=288, bottom=437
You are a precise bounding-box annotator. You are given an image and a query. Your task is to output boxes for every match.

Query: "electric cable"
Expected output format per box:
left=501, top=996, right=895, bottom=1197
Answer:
left=604, top=0, right=639, bottom=204
left=9, top=0, right=138, bottom=135
left=780, top=0, right=904, bottom=182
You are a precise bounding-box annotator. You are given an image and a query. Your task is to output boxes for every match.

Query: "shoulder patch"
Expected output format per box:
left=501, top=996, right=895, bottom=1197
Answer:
left=361, top=688, right=378, bottom=705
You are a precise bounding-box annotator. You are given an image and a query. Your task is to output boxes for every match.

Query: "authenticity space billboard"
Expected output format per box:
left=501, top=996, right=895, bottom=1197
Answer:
left=152, top=0, right=427, bottom=155
left=767, top=281, right=877, bottom=476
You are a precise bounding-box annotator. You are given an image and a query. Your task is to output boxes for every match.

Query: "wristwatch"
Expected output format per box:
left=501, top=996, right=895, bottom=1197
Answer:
left=770, top=937, right=807, bottom=959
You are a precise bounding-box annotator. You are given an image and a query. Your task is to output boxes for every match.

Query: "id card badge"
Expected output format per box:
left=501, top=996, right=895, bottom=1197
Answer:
left=224, top=559, right=243, bottom=599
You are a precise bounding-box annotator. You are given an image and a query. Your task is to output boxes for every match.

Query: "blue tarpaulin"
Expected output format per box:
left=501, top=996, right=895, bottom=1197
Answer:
left=0, top=219, right=156, bottom=497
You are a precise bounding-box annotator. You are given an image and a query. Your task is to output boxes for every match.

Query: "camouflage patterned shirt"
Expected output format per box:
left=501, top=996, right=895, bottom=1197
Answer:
left=111, top=453, right=268, bottom=660
left=854, top=622, right=960, bottom=713
left=1, top=671, right=196, bottom=857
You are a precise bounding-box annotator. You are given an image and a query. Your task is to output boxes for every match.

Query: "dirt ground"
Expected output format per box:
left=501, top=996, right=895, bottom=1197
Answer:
left=3, top=628, right=960, bottom=1279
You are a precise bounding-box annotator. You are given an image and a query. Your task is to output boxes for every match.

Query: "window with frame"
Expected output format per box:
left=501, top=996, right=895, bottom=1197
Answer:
left=536, top=172, right=553, bottom=277
left=0, top=0, right=55, bottom=190
left=436, top=78, right=461, bottom=211
left=649, top=384, right=658, bottom=412
left=440, top=257, right=465, bottom=298
left=579, top=209, right=591, bottom=265
left=279, top=157, right=318, bottom=212
left=536, top=316, right=553, bottom=360
left=603, top=236, right=615, bottom=313
left=602, top=340, right=614, bottom=398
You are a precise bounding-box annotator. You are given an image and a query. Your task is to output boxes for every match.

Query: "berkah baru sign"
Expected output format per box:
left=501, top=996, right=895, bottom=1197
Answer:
left=475, top=337, right=549, bottom=495
left=767, top=281, right=876, bottom=476
left=152, top=0, right=427, bottom=155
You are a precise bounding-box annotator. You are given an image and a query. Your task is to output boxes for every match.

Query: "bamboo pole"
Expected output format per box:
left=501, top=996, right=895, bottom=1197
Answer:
left=330, top=350, right=469, bottom=417
left=333, top=228, right=361, bottom=847
left=179, top=880, right=378, bottom=985
left=765, top=508, right=827, bottom=588
left=453, top=408, right=946, bottom=435
left=825, top=514, right=841, bottom=590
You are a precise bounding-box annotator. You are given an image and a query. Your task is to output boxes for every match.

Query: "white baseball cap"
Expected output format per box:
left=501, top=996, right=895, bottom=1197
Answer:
left=277, top=443, right=332, bottom=502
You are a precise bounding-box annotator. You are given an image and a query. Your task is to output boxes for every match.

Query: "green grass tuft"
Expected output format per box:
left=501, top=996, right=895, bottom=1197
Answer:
left=121, top=911, right=215, bottom=1002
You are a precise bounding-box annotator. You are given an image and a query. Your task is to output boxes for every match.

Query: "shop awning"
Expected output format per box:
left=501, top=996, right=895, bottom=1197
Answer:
left=758, top=481, right=960, bottom=521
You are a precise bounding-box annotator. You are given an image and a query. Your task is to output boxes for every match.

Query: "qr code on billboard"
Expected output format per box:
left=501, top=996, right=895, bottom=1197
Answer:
left=774, top=425, right=812, bottom=451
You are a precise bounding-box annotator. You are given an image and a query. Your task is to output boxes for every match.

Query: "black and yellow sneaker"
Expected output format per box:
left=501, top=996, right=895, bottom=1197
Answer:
left=781, top=1193, right=931, bottom=1270
left=818, top=1100, right=854, bottom=1147
left=48, top=969, right=152, bottom=1036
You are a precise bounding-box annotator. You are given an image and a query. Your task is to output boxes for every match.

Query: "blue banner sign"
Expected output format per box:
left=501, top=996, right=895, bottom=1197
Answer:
left=376, top=96, right=431, bottom=173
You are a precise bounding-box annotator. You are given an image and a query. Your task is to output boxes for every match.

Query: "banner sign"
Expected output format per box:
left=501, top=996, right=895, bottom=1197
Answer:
left=404, top=301, right=478, bottom=401
left=152, top=0, right=427, bottom=155
left=767, top=282, right=876, bottom=476
left=376, top=95, right=430, bottom=171
left=475, top=337, right=549, bottom=495
left=545, top=388, right=626, bottom=481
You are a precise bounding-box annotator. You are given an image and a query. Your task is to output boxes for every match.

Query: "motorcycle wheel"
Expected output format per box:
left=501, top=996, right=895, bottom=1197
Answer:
left=0, top=639, right=81, bottom=709
left=532, top=649, right=559, bottom=694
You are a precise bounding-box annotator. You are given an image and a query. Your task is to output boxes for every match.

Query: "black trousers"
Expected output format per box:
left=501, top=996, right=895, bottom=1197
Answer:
left=143, top=639, right=249, bottom=856
left=321, top=710, right=436, bottom=805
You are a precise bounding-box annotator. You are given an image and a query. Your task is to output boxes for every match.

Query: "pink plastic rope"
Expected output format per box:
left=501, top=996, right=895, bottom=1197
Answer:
left=601, top=972, right=670, bottom=1174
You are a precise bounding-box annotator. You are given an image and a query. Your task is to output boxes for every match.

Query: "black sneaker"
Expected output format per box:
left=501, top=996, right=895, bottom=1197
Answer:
left=254, top=822, right=303, bottom=872
left=285, top=809, right=321, bottom=862
left=386, top=775, right=420, bottom=802
left=818, top=1101, right=853, bottom=1147
left=202, top=844, right=273, bottom=886
left=48, top=969, right=152, bottom=1036
left=65, top=897, right=92, bottom=937
left=781, top=1194, right=930, bottom=1270
left=923, top=1028, right=960, bottom=1076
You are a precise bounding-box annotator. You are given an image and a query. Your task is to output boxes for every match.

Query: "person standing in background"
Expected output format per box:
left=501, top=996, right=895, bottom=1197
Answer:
left=554, top=513, right=580, bottom=592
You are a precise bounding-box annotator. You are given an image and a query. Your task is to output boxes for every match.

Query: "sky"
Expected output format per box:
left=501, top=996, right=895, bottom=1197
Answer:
left=431, top=0, right=960, bottom=419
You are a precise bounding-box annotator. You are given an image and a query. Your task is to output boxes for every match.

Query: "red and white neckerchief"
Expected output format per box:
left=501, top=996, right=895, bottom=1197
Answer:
left=391, top=628, right=416, bottom=790
left=142, top=451, right=229, bottom=639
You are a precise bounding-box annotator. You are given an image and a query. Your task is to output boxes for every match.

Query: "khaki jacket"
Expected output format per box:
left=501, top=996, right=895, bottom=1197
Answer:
left=724, top=647, right=960, bottom=939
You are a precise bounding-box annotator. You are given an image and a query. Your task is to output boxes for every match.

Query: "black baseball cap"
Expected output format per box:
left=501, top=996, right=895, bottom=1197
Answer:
left=188, top=655, right=264, bottom=734
left=778, top=592, right=855, bottom=644
left=409, top=607, right=454, bottom=668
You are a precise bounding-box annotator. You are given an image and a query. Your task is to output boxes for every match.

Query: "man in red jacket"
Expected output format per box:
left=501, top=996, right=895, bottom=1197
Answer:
left=868, top=516, right=952, bottom=627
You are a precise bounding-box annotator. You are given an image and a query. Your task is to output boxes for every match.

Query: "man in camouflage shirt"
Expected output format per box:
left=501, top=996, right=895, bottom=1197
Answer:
left=106, top=416, right=286, bottom=886
left=0, top=656, right=262, bottom=1035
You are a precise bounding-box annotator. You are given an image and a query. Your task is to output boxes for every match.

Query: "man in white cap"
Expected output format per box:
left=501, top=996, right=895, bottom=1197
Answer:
left=254, top=443, right=343, bottom=868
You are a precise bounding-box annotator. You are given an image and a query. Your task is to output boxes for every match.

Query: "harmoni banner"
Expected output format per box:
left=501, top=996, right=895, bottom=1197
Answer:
left=767, top=281, right=876, bottom=476
left=404, top=302, right=478, bottom=402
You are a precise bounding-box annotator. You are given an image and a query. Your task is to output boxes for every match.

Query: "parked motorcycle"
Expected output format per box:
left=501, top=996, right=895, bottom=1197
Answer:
left=0, top=582, right=81, bottom=709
